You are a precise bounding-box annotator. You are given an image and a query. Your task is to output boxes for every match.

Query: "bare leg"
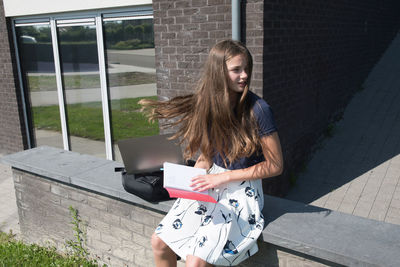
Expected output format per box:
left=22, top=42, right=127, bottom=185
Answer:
left=185, top=255, right=213, bottom=267
left=151, top=233, right=177, bottom=267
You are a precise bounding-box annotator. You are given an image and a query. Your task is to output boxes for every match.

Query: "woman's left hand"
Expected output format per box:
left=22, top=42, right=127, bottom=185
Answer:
left=190, top=173, right=229, bottom=192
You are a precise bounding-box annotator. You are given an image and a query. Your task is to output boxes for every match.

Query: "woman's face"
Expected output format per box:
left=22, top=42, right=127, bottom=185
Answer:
left=226, top=54, right=248, bottom=93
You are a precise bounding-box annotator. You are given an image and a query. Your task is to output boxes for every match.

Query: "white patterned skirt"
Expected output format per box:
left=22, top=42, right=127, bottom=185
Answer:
left=155, top=164, right=264, bottom=266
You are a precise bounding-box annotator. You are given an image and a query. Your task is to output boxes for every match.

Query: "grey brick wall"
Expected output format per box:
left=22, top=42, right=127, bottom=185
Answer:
left=0, top=0, right=26, bottom=154
left=13, top=168, right=165, bottom=266
left=13, top=167, right=330, bottom=267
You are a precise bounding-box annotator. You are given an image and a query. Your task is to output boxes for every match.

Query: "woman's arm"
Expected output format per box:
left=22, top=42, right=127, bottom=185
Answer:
left=190, top=132, right=283, bottom=191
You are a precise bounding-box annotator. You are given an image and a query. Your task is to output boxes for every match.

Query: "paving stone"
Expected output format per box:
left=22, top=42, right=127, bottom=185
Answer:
left=338, top=201, right=356, bottom=214
left=392, top=186, right=400, bottom=200
left=368, top=201, right=390, bottom=221
left=385, top=215, right=400, bottom=225
left=341, top=192, right=360, bottom=206
left=375, top=184, right=395, bottom=202
left=383, top=170, right=400, bottom=185
left=323, top=198, right=341, bottom=211
left=353, top=200, right=374, bottom=218
left=310, top=194, right=329, bottom=207
left=328, top=184, right=349, bottom=201
left=390, top=198, right=400, bottom=209
left=345, top=181, right=365, bottom=198
left=0, top=162, right=20, bottom=235
left=386, top=206, right=400, bottom=219
left=359, top=180, right=381, bottom=202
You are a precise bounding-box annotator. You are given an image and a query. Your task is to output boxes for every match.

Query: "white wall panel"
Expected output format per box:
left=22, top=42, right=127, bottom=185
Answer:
left=3, top=0, right=152, bottom=17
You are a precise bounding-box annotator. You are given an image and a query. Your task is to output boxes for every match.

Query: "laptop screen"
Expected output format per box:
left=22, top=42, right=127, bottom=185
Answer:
left=117, top=134, right=184, bottom=174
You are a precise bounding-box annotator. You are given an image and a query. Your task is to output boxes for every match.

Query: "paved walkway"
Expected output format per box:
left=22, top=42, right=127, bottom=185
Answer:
left=286, top=32, right=400, bottom=226
left=0, top=155, right=20, bottom=236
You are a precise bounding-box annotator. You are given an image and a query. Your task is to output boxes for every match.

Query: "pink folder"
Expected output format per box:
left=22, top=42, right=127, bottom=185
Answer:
left=165, top=187, right=217, bottom=203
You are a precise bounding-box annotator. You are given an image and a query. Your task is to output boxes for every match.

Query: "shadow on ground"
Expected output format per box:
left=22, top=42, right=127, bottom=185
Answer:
left=286, top=32, right=400, bottom=205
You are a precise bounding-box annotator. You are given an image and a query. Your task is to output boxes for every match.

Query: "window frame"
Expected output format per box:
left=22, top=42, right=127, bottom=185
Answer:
left=12, top=6, right=154, bottom=160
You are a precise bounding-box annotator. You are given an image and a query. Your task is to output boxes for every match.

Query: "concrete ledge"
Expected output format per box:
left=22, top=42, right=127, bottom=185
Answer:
left=2, top=146, right=400, bottom=267
left=262, top=197, right=400, bottom=267
left=1, top=146, right=175, bottom=213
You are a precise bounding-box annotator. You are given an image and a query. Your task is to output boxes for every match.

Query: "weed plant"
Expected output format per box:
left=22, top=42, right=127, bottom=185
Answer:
left=0, top=231, right=98, bottom=266
left=0, top=206, right=105, bottom=266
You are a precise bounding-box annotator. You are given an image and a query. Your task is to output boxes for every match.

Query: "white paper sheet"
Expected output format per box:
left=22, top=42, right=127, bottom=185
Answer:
left=163, top=162, right=207, bottom=192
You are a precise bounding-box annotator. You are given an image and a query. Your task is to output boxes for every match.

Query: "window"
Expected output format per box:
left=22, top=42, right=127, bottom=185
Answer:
left=15, top=23, right=63, bottom=149
left=58, top=22, right=106, bottom=158
left=103, top=16, right=156, bottom=162
left=13, top=7, right=157, bottom=160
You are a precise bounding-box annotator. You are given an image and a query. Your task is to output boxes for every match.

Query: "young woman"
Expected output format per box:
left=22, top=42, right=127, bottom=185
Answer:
left=140, top=39, right=283, bottom=267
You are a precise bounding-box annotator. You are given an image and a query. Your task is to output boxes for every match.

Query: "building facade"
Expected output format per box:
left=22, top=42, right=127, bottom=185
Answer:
left=1, top=0, right=400, bottom=196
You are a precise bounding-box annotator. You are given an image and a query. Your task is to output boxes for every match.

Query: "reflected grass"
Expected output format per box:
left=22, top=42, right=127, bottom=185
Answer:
left=33, top=96, right=159, bottom=141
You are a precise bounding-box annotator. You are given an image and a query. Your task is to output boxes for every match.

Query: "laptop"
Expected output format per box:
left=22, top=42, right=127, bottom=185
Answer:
left=117, top=133, right=184, bottom=174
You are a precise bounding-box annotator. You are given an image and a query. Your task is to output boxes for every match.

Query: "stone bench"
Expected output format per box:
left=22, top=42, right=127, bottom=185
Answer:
left=2, top=146, right=400, bottom=266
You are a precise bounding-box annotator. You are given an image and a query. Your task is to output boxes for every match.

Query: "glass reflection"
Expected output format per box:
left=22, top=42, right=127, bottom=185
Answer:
left=16, top=25, right=63, bottom=148
left=103, top=18, right=158, bottom=162
left=58, top=25, right=106, bottom=158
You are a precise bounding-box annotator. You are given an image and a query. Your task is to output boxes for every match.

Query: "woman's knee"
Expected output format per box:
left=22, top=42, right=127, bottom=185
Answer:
left=151, top=233, right=168, bottom=252
left=186, top=255, right=212, bottom=267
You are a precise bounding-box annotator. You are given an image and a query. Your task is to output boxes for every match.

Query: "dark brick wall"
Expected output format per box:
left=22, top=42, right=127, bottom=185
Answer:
left=152, top=0, right=400, bottom=196
left=261, top=1, right=400, bottom=196
left=0, top=0, right=26, bottom=154
left=152, top=0, right=232, bottom=98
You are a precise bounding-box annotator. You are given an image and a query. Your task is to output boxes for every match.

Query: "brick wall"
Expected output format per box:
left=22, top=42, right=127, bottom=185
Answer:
left=2, top=0, right=400, bottom=195
left=152, top=0, right=264, bottom=97
left=12, top=167, right=331, bottom=267
left=261, top=1, right=400, bottom=195
left=13, top=168, right=165, bottom=266
left=152, top=0, right=232, bottom=98
left=0, top=0, right=26, bottom=154
left=152, top=0, right=400, bottom=196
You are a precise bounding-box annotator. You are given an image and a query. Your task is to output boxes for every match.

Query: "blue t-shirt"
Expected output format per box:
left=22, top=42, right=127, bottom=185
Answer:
left=213, top=91, right=277, bottom=170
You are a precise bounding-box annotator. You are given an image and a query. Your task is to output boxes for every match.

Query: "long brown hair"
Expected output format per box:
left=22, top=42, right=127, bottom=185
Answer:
left=140, top=40, right=261, bottom=166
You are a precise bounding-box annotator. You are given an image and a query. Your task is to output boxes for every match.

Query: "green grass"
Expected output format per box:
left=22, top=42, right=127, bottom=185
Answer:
left=33, top=96, right=159, bottom=141
left=0, top=231, right=98, bottom=266
left=28, top=71, right=156, bottom=91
